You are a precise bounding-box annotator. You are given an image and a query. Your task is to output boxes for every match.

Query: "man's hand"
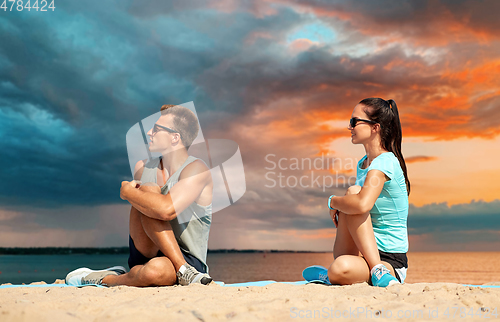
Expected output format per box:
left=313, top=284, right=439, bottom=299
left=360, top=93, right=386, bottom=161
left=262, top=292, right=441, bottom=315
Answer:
left=120, top=180, right=141, bottom=200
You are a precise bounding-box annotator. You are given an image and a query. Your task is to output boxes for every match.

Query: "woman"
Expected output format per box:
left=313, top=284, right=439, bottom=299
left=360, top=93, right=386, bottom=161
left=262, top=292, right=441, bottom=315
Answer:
left=304, top=98, right=410, bottom=287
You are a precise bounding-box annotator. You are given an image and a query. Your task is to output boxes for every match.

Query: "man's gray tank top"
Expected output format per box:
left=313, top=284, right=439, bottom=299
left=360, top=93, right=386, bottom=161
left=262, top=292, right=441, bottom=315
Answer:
left=140, top=155, right=212, bottom=272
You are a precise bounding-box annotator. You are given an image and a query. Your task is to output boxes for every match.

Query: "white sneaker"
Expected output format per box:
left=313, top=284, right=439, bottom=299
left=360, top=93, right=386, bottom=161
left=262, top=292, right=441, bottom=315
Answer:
left=65, top=266, right=127, bottom=286
left=176, top=263, right=212, bottom=285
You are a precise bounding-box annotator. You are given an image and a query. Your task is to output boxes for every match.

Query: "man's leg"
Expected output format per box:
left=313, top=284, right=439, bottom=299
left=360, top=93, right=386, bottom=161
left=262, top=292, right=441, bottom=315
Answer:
left=104, top=257, right=177, bottom=287
left=103, top=183, right=187, bottom=286
left=132, top=183, right=187, bottom=269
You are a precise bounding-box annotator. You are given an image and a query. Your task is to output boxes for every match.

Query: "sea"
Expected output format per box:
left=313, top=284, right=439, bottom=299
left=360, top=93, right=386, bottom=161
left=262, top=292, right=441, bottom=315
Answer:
left=1, top=252, right=499, bottom=285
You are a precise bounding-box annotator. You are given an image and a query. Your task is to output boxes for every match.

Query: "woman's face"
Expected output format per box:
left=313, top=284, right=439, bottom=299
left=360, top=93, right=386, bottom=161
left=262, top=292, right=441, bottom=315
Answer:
left=348, top=104, right=375, bottom=144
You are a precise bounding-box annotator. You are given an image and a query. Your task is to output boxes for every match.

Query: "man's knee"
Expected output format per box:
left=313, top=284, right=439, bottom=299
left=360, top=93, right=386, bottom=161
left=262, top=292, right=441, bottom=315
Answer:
left=141, top=258, right=177, bottom=286
left=139, top=182, right=161, bottom=194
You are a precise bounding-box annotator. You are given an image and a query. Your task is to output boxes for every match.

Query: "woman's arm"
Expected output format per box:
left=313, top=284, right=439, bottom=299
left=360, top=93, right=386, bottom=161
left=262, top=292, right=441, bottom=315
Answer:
left=330, top=169, right=388, bottom=215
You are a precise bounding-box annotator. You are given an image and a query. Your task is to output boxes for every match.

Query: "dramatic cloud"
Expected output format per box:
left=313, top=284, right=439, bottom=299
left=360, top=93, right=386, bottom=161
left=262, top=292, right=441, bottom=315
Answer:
left=1, top=1, right=499, bottom=249
left=408, top=199, right=500, bottom=233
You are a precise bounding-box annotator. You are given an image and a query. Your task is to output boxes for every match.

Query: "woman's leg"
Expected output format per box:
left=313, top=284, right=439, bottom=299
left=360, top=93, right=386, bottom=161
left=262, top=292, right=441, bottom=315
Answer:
left=328, top=185, right=383, bottom=285
left=328, top=255, right=371, bottom=285
left=329, top=209, right=381, bottom=285
left=327, top=255, right=397, bottom=285
left=333, top=211, right=361, bottom=258
left=342, top=210, right=381, bottom=270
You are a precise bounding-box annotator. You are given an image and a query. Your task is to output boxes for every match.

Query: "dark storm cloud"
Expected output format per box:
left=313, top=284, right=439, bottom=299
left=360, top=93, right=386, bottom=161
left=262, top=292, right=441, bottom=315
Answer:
left=0, top=2, right=312, bottom=208
left=408, top=199, right=500, bottom=234
left=0, top=4, right=248, bottom=207
left=214, top=189, right=500, bottom=237
left=0, top=0, right=499, bottom=251
left=199, top=45, right=437, bottom=114
left=295, top=0, right=500, bottom=43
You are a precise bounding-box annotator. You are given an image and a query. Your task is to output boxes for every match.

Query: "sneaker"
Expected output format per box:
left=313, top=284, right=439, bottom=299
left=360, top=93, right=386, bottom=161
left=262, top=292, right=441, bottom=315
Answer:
left=302, top=265, right=332, bottom=285
left=371, top=265, right=399, bottom=287
left=176, top=263, right=212, bottom=286
left=65, top=266, right=127, bottom=286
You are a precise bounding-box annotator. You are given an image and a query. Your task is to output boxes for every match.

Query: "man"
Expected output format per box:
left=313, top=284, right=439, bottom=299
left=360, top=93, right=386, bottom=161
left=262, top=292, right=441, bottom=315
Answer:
left=66, top=104, right=213, bottom=286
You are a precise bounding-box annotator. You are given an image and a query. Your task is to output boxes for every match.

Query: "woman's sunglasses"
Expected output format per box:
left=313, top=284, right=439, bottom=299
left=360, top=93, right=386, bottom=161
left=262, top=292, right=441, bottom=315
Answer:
left=349, top=118, right=377, bottom=128
left=152, top=123, right=182, bottom=139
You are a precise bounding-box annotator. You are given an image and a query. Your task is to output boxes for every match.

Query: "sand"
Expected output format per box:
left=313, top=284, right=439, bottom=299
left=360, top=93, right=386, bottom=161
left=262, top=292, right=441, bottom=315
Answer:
left=1, top=281, right=499, bottom=321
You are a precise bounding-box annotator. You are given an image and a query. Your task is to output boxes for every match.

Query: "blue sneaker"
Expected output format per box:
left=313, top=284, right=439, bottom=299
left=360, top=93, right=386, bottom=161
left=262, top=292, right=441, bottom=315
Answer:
left=302, top=265, right=332, bottom=285
left=371, top=265, right=399, bottom=287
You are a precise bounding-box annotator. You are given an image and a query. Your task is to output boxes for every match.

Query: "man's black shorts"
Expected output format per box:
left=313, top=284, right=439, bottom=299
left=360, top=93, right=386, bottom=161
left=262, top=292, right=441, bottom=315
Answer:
left=128, top=236, right=207, bottom=273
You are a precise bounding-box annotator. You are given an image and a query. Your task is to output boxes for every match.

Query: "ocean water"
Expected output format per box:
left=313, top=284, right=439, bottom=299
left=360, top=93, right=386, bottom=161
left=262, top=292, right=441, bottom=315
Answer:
left=207, top=252, right=500, bottom=285
left=1, top=252, right=499, bottom=285
left=0, top=254, right=129, bottom=285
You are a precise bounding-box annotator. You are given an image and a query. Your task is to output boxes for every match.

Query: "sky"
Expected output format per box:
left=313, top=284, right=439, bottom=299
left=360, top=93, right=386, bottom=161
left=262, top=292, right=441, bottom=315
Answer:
left=1, top=0, right=499, bottom=252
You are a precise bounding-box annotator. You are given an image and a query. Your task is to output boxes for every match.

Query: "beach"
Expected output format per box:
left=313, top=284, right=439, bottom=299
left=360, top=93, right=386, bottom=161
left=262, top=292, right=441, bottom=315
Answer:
left=1, top=252, right=500, bottom=321
left=1, top=281, right=499, bottom=321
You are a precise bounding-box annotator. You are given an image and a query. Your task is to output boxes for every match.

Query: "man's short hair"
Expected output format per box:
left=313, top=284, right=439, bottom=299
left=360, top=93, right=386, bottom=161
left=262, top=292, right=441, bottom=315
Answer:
left=160, top=104, right=199, bottom=149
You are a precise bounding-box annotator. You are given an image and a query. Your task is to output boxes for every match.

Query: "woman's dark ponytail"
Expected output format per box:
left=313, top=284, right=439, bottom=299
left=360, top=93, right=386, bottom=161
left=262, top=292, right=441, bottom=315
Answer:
left=359, top=98, right=411, bottom=196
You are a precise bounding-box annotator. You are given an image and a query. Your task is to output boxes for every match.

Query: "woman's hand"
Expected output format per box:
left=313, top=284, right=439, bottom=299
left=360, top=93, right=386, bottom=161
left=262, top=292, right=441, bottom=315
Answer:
left=329, top=185, right=362, bottom=227
left=330, top=209, right=340, bottom=227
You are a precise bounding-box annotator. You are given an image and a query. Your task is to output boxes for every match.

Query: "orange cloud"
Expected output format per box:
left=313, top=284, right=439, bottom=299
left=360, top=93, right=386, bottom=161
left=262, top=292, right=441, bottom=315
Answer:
left=442, top=60, right=500, bottom=88
left=360, top=65, right=375, bottom=74
left=428, top=93, right=470, bottom=110
left=289, top=38, right=317, bottom=52
left=405, top=156, right=439, bottom=164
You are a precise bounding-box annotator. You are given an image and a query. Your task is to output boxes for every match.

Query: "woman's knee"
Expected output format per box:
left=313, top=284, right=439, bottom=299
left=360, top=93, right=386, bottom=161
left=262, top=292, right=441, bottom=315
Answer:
left=328, top=256, right=369, bottom=284
left=328, top=256, right=352, bottom=278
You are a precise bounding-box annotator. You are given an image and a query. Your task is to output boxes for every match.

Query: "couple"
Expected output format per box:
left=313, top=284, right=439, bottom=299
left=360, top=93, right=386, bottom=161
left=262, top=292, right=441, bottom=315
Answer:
left=66, top=98, right=410, bottom=288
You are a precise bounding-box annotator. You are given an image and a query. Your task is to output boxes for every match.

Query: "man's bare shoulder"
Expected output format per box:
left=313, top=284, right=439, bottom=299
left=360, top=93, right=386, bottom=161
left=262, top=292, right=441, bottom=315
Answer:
left=133, top=159, right=148, bottom=181
left=179, top=159, right=211, bottom=181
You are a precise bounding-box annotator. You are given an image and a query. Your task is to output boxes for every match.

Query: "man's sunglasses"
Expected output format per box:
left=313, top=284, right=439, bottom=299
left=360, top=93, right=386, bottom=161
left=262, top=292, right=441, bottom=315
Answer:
left=152, top=123, right=182, bottom=139
left=349, top=118, right=377, bottom=128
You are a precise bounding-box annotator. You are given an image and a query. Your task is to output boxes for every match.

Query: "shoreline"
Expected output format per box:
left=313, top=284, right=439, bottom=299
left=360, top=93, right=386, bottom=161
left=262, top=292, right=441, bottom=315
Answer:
left=2, top=252, right=500, bottom=286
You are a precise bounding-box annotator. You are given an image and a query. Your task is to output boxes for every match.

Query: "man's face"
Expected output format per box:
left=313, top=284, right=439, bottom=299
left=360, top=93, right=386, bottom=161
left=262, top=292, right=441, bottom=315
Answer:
left=147, top=114, right=180, bottom=152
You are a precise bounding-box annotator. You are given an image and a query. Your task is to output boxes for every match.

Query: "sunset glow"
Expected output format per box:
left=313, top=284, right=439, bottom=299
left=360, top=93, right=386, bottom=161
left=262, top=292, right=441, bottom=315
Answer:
left=1, top=0, right=499, bottom=251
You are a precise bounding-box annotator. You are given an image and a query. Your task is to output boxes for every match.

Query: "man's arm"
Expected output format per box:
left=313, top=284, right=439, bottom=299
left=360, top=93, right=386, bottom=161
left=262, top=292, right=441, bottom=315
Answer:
left=121, top=160, right=212, bottom=221
left=133, top=159, right=146, bottom=181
